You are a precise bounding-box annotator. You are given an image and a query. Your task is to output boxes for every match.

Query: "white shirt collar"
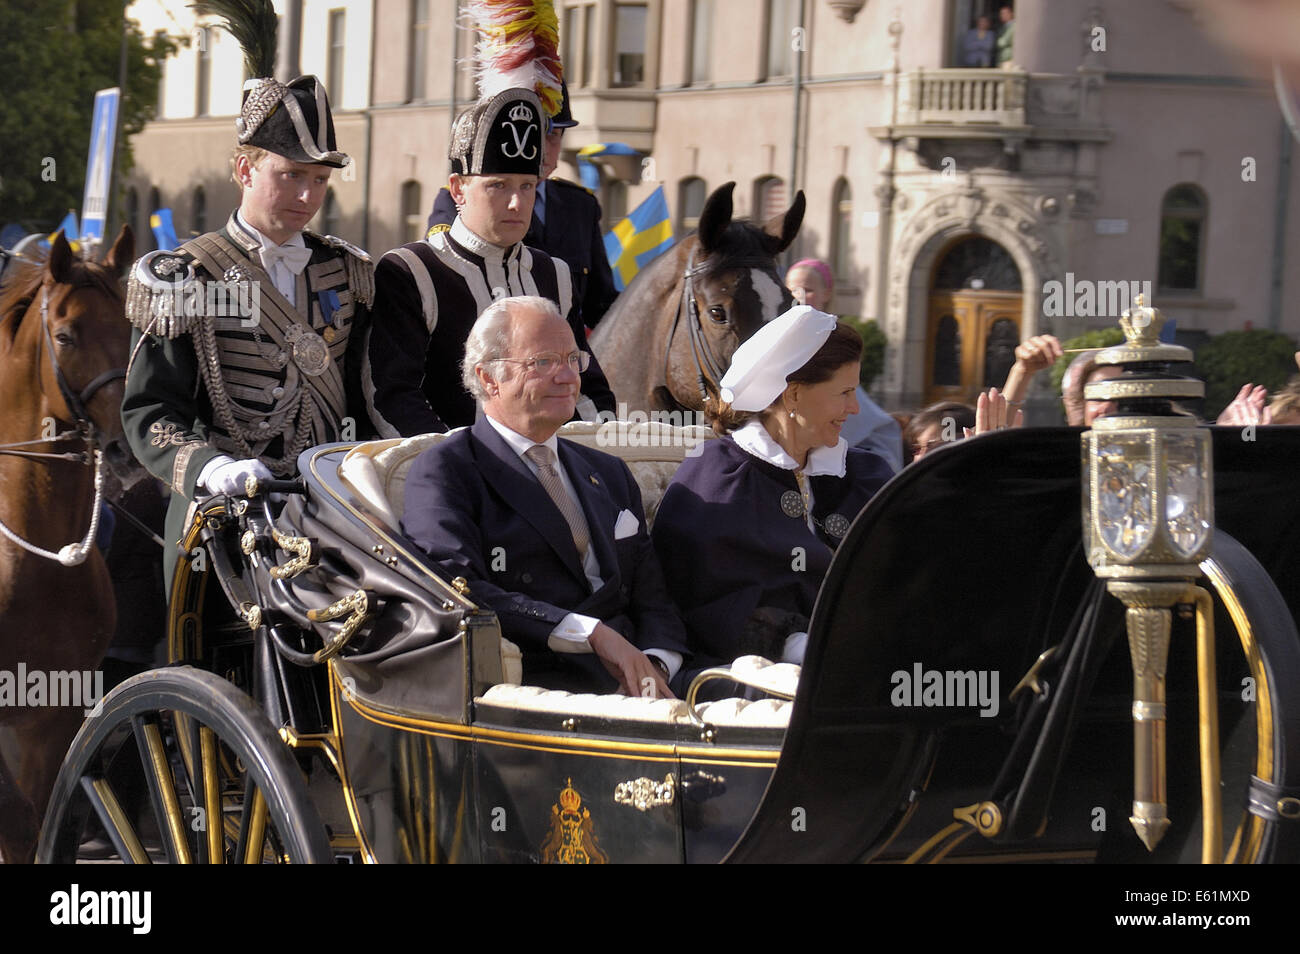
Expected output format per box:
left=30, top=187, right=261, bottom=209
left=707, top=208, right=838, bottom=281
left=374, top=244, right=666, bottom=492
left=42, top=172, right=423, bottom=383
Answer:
left=486, top=414, right=558, bottom=461
left=451, top=215, right=512, bottom=261
left=235, top=212, right=306, bottom=253
left=731, top=419, right=847, bottom=477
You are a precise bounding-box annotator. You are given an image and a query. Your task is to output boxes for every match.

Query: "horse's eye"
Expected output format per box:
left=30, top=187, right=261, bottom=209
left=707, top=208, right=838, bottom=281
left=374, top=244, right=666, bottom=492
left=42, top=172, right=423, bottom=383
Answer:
left=54, top=331, right=74, bottom=348
left=707, top=306, right=727, bottom=323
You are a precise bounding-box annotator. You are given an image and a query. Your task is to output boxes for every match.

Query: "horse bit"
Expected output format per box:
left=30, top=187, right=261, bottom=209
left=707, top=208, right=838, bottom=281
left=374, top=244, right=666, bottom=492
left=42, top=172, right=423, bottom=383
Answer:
left=0, top=285, right=125, bottom=566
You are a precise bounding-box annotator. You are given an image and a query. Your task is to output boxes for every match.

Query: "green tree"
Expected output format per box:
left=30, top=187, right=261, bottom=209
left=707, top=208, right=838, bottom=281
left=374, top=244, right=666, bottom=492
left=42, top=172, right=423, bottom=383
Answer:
left=840, top=315, right=888, bottom=390
left=1194, top=329, right=1298, bottom=418
left=0, top=1, right=177, bottom=233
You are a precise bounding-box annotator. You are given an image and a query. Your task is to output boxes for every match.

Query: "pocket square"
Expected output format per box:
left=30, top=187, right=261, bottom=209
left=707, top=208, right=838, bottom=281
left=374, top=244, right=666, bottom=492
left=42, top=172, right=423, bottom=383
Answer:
left=613, top=508, right=640, bottom=540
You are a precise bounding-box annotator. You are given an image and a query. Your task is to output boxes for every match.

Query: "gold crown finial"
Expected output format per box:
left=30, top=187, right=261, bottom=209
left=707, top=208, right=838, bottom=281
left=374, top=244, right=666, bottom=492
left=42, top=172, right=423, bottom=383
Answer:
left=1119, top=295, right=1163, bottom=349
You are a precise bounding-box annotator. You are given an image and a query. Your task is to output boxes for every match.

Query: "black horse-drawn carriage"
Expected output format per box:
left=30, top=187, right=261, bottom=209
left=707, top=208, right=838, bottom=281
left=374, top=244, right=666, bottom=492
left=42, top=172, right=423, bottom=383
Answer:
left=34, top=413, right=1300, bottom=863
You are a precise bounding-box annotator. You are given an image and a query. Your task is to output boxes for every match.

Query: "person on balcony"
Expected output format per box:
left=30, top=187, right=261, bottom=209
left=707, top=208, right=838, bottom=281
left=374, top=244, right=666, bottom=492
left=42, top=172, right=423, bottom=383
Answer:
left=963, top=14, right=997, bottom=68
left=997, top=4, right=1016, bottom=67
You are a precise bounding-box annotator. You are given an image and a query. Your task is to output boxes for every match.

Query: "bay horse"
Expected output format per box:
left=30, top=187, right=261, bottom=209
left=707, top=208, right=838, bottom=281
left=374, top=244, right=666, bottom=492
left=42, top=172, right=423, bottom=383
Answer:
left=590, top=182, right=805, bottom=417
left=0, top=226, right=134, bottom=862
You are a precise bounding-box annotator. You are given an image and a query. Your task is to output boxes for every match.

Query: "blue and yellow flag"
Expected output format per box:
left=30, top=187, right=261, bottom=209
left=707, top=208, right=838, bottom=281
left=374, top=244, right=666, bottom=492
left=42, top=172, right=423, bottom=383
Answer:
left=47, top=211, right=81, bottom=251
left=150, top=209, right=179, bottom=251
left=603, top=187, right=673, bottom=292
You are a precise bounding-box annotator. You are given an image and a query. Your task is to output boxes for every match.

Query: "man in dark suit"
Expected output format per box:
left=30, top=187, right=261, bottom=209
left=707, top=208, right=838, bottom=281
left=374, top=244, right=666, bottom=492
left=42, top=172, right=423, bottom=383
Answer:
left=401, top=295, right=687, bottom=697
left=426, top=83, right=618, bottom=329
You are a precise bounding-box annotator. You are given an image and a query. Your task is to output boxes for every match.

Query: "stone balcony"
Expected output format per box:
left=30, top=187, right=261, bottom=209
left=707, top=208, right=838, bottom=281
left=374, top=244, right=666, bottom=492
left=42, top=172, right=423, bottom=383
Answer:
left=875, top=68, right=1111, bottom=148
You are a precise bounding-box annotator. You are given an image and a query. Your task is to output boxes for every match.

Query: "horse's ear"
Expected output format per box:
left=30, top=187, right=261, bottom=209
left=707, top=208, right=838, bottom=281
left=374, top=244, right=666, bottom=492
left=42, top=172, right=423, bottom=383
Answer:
left=47, top=231, right=74, bottom=284
left=697, top=182, right=736, bottom=253
left=103, top=224, right=135, bottom=278
left=761, top=189, right=806, bottom=254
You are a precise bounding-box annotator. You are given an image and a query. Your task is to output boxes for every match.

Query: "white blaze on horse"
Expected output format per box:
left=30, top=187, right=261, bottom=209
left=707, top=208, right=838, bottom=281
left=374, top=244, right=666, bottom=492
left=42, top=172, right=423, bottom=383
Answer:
left=0, top=226, right=134, bottom=863
left=590, top=182, right=805, bottom=418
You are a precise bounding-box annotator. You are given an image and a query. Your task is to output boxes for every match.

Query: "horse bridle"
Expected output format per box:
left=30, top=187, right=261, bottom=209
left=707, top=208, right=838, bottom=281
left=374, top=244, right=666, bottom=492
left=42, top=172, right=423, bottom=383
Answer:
left=663, top=247, right=780, bottom=405
left=0, top=284, right=126, bottom=566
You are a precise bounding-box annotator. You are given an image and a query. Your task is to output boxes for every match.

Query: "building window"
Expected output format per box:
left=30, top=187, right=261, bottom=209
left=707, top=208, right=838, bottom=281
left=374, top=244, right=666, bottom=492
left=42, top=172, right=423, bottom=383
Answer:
left=328, top=9, right=346, bottom=105
left=933, top=235, right=1022, bottom=291
left=690, top=0, right=713, bottom=85
left=322, top=188, right=341, bottom=237
left=984, top=317, right=1018, bottom=388
left=196, top=27, right=211, bottom=116
left=753, top=176, right=785, bottom=224
left=603, top=180, right=628, bottom=223
left=933, top=314, right=961, bottom=387
left=582, top=4, right=595, bottom=88
left=612, top=3, right=647, bottom=88
left=563, top=4, right=580, bottom=87
left=830, top=178, right=853, bottom=282
left=765, top=0, right=797, bottom=80
left=409, top=0, right=430, bottom=102
left=678, top=177, right=706, bottom=233
left=192, top=186, right=206, bottom=237
left=401, top=180, right=423, bottom=244
left=1157, top=183, right=1206, bottom=293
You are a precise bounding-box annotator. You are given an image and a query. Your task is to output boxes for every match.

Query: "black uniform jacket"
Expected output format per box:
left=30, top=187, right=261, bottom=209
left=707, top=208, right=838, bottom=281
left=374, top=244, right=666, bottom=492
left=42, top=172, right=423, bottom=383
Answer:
left=428, top=178, right=618, bottom=327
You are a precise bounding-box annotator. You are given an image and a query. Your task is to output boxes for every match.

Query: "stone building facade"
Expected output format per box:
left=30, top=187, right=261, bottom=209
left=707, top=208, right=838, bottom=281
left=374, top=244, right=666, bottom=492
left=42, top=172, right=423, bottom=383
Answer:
left=124, top=0, right=1300, bottom=413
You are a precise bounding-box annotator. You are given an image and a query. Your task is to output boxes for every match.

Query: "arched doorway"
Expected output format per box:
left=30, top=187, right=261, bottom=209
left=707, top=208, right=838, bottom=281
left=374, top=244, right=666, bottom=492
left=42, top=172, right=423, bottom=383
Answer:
left=925, top=236, right=1022, bottom=405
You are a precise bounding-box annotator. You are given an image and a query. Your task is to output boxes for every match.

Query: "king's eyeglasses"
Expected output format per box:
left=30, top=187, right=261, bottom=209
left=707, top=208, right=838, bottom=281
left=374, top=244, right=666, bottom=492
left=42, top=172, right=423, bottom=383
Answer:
left=496, top=351, right=591, bottom=375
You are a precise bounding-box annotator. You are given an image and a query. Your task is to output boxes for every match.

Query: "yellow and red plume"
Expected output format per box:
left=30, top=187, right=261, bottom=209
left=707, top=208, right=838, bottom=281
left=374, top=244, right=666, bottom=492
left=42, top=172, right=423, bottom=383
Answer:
left=468, top=0, right=564, bottom=117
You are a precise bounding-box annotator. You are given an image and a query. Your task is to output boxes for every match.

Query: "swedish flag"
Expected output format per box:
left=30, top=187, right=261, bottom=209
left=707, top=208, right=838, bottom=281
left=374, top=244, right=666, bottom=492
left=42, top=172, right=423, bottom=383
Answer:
left=603, top=187, right=673, bottom=292
left=47, top=211, right=81, bottom=251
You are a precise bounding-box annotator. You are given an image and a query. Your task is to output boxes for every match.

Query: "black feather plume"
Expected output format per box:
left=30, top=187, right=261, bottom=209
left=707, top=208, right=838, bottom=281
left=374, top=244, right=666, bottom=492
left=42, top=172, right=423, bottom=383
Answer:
left=190, top=0, right=279, bottom=79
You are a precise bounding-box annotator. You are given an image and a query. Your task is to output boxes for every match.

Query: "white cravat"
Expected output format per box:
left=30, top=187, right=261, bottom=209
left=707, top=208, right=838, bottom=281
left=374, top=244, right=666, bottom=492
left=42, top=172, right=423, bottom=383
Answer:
left=239, top=220, right=309, bottom=308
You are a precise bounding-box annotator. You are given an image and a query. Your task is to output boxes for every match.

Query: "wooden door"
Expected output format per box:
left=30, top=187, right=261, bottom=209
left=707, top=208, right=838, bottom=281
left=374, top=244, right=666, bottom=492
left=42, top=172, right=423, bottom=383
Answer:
left=924, top=291, right=1021, bottom=406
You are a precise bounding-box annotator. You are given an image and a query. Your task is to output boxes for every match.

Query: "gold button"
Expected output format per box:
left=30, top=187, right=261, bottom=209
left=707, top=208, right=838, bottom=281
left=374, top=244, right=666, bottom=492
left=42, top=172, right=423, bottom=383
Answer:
left=323, top=327, right=337, bottom=343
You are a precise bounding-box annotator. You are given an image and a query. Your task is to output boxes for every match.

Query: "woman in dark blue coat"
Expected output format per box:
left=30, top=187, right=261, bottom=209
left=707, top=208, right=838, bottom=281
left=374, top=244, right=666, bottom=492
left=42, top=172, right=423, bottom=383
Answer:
left=652, top=307, right=894, bottom=674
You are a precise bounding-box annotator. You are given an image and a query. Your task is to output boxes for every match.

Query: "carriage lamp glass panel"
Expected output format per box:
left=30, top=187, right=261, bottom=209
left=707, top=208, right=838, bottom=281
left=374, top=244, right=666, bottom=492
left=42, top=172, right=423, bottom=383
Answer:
left=1091, top=432, right=1155, bottom=560
left=1162, top=430, right=1212, bottom=560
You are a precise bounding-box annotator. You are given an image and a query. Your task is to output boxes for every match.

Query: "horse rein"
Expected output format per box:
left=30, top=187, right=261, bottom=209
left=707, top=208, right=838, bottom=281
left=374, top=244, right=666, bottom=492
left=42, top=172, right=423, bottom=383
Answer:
left=663, top=247, right=781, bottom=405
left=0, top=285, right=125, bottom=566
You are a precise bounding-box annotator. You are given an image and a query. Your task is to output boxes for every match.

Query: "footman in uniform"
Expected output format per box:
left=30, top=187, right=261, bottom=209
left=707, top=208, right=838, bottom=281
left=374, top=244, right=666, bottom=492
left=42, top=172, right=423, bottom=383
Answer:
left=366, top=86, right=616, bottom=437
left=427, top=81, right=619, bottom=330
left=121, top=47, right=374, bottom=586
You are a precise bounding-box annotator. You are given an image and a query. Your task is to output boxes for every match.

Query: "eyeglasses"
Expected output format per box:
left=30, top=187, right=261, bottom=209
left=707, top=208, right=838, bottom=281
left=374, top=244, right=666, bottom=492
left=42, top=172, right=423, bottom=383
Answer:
left=496, top=351, right=590, bottom=375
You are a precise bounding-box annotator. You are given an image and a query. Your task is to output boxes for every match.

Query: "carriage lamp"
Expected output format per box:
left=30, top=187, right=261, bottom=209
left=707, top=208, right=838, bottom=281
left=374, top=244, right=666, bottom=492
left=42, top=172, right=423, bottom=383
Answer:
left=1082, top=295, right=1220, bottom=858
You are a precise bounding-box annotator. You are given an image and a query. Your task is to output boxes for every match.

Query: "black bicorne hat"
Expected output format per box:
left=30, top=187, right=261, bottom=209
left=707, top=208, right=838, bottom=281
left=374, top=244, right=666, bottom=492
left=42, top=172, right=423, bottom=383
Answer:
left=449, top=89, right=544, bottom=177
left=549, top=80, right=577, bottom=131
left=238, top=75, right=350, bottom=169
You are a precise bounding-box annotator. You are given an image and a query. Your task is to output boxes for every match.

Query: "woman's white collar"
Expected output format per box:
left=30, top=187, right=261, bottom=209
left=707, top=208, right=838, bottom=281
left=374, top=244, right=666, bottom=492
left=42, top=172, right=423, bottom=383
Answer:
left=731, top=420, right=847, bottom=477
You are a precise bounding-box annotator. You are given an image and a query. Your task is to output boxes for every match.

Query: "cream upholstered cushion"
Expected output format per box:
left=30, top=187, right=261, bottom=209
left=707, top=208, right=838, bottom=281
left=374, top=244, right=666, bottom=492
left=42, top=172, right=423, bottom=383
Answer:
left=554, top=420, right=715, bottom=527
left=476, top=656, right=798, bottom=728
left=339, top=431, right=454, bottom=529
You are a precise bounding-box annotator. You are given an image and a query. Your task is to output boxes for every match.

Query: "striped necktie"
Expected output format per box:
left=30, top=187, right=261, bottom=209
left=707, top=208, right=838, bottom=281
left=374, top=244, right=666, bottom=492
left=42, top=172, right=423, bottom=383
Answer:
left=524, top=444, right=590, bottom=561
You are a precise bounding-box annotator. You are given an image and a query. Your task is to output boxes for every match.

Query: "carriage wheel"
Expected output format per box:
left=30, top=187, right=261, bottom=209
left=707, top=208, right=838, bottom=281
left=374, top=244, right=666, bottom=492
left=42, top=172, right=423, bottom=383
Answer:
left=36, top=667, right=332, bottom=864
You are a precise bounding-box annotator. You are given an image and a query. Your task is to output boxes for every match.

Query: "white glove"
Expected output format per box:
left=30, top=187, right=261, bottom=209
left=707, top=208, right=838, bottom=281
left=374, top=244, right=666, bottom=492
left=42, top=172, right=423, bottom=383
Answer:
left=201, top=456, right=274, bottom=496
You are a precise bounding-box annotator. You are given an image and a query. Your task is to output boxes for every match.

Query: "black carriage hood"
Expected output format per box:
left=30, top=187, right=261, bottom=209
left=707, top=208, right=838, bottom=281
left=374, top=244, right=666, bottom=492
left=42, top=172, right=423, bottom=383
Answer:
left=724, top=426, right=1300, bottom=863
